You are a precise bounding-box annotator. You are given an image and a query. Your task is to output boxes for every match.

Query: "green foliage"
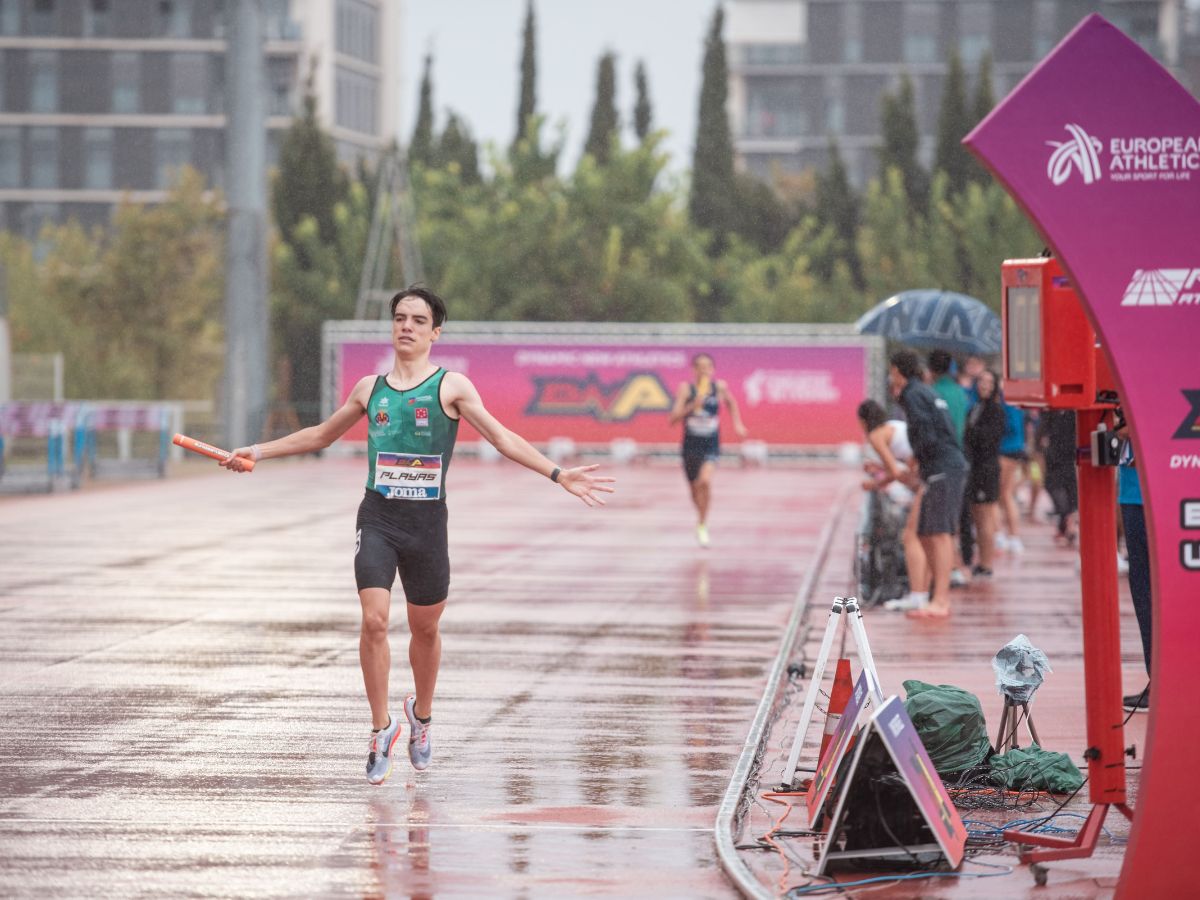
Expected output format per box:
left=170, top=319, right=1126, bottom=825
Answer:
left=689, top=5, right=736, bottom=245
left=814, top=140, right=862, bottom=287
left=410, top=54, right=436, bottom=167
left=633, top=61, right=652, bottom=142
left=272, top=85, right=348, bottom=252
left=969, top=54, right=996, bottom=186
left=271, top=180, right=369, bottom=421
left=515, top=0, right=537, bottom=147
left=438, top=111, right=481, bottom=184
left=583, top=53, right=619, bottom=165
left=933, top=52, right=973, bottom=195
left=879, top=75, right=928, bottom=212
left=4, top=169, right=224, bottom=400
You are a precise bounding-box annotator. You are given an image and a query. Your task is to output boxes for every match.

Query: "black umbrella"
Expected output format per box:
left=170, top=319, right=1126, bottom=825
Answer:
left=854, top=290, right=1001, bottom=356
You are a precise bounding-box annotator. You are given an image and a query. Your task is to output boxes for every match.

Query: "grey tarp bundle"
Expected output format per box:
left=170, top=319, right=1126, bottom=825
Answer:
left=902, top=679, right=993, bottom=775
left=992, top=634, right=1052, bottom=703
left=988, top=746, right=1085, bottom=794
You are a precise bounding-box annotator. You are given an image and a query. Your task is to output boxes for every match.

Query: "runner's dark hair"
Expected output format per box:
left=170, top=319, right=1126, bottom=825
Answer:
left=391, top=285, right=447, bottom=328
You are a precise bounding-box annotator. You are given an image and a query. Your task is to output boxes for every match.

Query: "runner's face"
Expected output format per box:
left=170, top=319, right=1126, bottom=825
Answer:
left=392, top=297, right=440, bottom=356
left=693, top=357, right=714, bottom=380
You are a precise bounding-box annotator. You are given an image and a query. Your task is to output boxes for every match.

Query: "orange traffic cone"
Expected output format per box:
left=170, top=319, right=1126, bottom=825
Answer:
left=818, top=658, right=854, bottom=764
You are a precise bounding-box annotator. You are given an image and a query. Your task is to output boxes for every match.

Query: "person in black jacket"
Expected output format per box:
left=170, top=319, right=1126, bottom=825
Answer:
left=963, top=369, right=1006, bottom=576
left=886, top=350, right=969, bottom=618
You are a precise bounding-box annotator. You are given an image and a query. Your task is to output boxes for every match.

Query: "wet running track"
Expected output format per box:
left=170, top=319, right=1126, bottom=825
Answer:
left=0, top=457, right=854, bottom=898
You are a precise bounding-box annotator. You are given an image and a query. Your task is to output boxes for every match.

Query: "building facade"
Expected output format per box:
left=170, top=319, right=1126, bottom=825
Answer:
left=727, top=0, right=1190, bottom=189
left=0, top=0, right=401, bottom=238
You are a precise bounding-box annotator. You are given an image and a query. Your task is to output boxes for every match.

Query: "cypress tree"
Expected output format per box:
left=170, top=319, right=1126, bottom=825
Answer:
left=410, top=53, right=435, bottom=167
left=933, top=52, right=973, bottom=195
left=583, top=52, right=619, bottom=164
left=272, top=76, right=348, bottom=258
left=878, top=74, right=927, bottom=212
left=633, top=60, right=652, bottom=141
left=439, top=111, right=480, bottom=184
left=968, top=53, right=996, bottom=185
left=514, top=0, right=537, bottom=147
left=689, top=5, right=736, bottom=242
left=815, top=139, right=863, bottom=286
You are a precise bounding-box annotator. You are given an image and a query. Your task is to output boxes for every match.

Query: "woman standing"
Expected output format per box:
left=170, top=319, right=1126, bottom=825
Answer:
left=963, top=370, right=1006, bottom=577
left=997, top=399, right=1028, bottom=553
left=668, top=353, right=747, bottom=547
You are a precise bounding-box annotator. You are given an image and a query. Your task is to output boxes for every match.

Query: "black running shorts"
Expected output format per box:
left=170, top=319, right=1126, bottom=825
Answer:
left=354, top=490, right=449, bottom=605
left=918, top=469, right=967, bottom=537
left=682, top=434, right=719, bottom=482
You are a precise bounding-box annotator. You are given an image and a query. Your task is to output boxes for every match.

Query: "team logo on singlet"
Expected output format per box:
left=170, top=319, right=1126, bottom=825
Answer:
left=415, top=407, right=429, bottom=427
left=374, top=410, right=390, bottom=426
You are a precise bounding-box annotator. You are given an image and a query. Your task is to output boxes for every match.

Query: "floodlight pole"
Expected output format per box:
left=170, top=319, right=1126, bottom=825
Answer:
left=223, top=0, right=269, bottom=449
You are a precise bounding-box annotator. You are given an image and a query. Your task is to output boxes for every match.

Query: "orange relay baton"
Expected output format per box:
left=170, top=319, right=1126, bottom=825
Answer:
left=172, top=433, right=256, bottom=471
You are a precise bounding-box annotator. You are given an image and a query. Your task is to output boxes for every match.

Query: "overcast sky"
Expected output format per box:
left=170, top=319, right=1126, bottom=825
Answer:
left=400, top=0, right=718, bottom=174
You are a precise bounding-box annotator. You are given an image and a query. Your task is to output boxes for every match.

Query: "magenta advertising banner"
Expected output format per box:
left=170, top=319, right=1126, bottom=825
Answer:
left=965, top=15, right=1200, bottom=890
left=335, top=339, right=870, bottom=447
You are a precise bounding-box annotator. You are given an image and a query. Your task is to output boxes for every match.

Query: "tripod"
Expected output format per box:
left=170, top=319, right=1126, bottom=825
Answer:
left=780, top=597, right=885, bottom=790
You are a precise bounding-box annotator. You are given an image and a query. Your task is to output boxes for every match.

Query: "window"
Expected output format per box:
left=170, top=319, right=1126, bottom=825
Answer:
left=171, top=53, right=208, bottom=114
left=155, top=128, right=191, bottom=188
left=22, top=203, right=60, bottom=247
left=0, top=0, right=17, bottom=36
left=336, top=0, right=380, bottom=64
left=825, top=75, right=845, bottom=134
left=267, top=58, right=293, bottom=116
left=0, top=126, right=20, bottom=188
left=84, top=127, right=114, bottom=190
left=745, top=78, right=806, bottom=138
left=30, top=0, right=56, bottom=36
left=84, top=0, right=112, bottom=37
left=30, top=51, right=59, bottom=114
left=335, top=67, right=378, bottom=134
left=29, top=128, right=59, bottom=189
left=959, top=1, right=992, bottom=66
left=113, top=53, right=140, bottom=113
left=904, top=2, right=939, bottom=63
left=159, top=0, right=192, bottom=38
left=843, top=1, right=863, bottom=63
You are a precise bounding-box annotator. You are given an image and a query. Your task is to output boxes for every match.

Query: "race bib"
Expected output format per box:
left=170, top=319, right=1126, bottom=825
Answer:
left=374, top=452, right=443, bottom=500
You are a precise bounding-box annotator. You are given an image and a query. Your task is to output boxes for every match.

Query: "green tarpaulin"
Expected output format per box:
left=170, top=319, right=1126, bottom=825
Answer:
left=902, top=679, right=993, bottom=775
left=988, top=746, right=1085, bottom=793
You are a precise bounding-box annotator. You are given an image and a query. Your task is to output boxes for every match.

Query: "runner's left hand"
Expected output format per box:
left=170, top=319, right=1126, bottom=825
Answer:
left=558, top=465, right=617, bottom=507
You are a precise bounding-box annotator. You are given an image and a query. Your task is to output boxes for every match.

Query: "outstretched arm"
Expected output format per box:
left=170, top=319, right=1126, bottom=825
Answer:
left=718, top=380, right=748, bottom=439
left=220, top=375, right=373, bottom=472
left=443, top=372, right=615, bottom=507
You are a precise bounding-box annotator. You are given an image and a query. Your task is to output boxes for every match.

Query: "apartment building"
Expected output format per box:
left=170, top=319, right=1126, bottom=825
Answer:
left=726, top=0, right=1188, bottom=189
left=0, top=0, right=401, bottom=238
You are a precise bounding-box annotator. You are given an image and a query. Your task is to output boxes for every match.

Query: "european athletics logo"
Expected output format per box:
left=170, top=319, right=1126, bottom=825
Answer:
left=1046, top=124, right=1104, bottom=186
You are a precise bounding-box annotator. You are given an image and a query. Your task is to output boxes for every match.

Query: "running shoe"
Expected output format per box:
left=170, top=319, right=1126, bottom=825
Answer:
left=1007, top=536, right=1025, bottom=554
left=404, top=695, right=433, bottom=771
left=1122, top=687, right=1149, bottom=712
left=696, top=523, right=710, bottom=548
left=950, top=568, right=969, bottom=588
left=884, top=591, right=929, bottom=611
left=365, top=714, right=401, bottom=785
left=971, top=565, right=993, bottom=578
left=995, top=532, right=1011, bottom=550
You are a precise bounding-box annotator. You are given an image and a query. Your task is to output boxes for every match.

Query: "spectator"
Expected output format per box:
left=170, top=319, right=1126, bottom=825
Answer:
left=1116, top=415, right=1150, bottom=712
left=883, top=350, right=969, bottom=619
left=1037, top=410, right=1079, bottom=545
left=962, top=370, right=1006, bottom=577
left=997, top=400, right=1028, bottom=553
left=928, top=349, right=967, bottom=446
left=857, top=399, right=929, bottom=607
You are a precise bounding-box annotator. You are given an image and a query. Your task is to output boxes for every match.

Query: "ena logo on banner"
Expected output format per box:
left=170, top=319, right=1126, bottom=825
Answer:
left=1047, top=124, right=1104, bottom=185
left=1121, top=269, right=1200, bottom=307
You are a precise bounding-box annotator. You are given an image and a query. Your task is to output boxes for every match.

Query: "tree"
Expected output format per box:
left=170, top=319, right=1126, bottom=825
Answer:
left=933, top=52, right=973, bottom=195
left=815, top=139, right=862, bottom=286
left=410, top=53, right=436, bottom=167
left=689, top=5, right=737, bottom=246
left=879, top=74, right=927, bottom=211
left=583, top=52, right=619, bottom=164
left=439, top=111, right=480, bottom=184
left=514, top=0, right=537, bottom=147
left=857, top=167, right=932, bottom=302
left=633, top=60, right=653, bottom=142
left=969, top=53, right=996, bottom=186
left=272, top=78, right=348, bottom=255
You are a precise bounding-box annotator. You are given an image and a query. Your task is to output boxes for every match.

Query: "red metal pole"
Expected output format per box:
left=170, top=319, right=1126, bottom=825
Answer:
left=1073, top=408, right=1127, bottom=805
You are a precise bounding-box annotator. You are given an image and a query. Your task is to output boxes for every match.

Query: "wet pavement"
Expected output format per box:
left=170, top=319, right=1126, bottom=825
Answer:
left=0, top=457, right=855, bottom=899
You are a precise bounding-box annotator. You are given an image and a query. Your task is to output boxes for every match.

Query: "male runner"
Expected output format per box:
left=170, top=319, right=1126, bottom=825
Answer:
left=667, top=353, right=747, bottom=547
left=220, top=287, right=614, bottom=784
